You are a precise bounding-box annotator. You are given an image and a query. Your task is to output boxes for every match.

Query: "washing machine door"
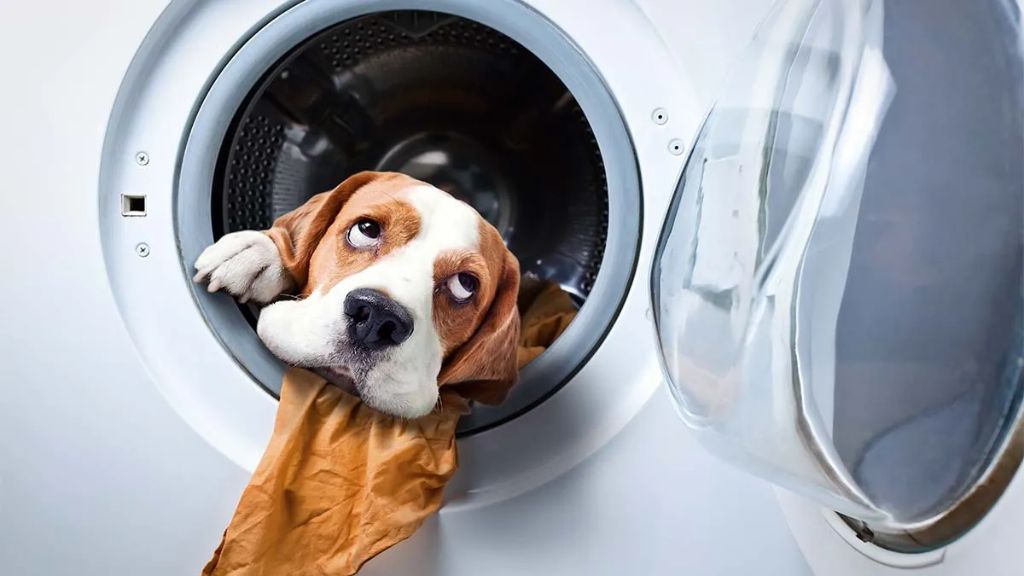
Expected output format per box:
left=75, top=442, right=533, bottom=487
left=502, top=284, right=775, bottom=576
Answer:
left=651, top=0, right=1024, bottom=552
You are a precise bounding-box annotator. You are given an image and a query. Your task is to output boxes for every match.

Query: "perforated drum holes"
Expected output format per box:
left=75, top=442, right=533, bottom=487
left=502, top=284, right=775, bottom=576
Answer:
left=121, top=194, right=147, bottom=217
left=668, top=139, right=685, bottom=155
left=652, top=108, right=668, bottom=125
left=216, top=11, right=609, bottom=301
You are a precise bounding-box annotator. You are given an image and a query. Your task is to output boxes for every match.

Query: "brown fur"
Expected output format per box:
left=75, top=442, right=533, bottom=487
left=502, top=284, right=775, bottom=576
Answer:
left=267, top=172, right=423, bottom=295
left=265, top=171, right=520, bottom=405
left=437, top=220, right=520, bottom=405
left=306, top=189, right=422, bottom=296
left=432, top=249, right=491, bottom=354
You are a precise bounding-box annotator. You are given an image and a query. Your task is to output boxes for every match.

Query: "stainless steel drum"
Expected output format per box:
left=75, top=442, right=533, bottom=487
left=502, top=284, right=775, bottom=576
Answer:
left=215, top=10, right=608, bottom=303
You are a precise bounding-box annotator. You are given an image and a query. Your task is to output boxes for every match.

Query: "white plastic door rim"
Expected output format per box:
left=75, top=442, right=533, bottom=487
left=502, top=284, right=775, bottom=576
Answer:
left=651, top=0, right=1024, bottom=551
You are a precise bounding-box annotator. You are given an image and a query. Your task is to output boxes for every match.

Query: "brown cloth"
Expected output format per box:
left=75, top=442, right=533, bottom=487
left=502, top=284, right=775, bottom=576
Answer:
left=203, top=368, right=464, bottom=576
left=203, top=281, right=576, bottom=576
left=516, top=277, right=579, bottom=368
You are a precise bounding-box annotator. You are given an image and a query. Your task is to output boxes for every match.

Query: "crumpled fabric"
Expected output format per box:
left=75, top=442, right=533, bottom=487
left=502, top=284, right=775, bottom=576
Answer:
left=203, top=281, right=577, bottom=576
left=202, top=368, right=463, bottom=576
left=516, top=277, right=579, bottom=368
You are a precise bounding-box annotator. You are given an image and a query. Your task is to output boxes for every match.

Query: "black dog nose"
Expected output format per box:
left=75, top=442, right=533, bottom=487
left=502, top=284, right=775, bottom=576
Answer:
left=344, top=288, right=414, bottom=349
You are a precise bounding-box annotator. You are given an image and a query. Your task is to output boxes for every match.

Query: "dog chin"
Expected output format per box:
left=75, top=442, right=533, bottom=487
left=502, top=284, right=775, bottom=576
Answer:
left=356, top=365, right=439, bottom=419
left=313, top=362, right=436, bottom=419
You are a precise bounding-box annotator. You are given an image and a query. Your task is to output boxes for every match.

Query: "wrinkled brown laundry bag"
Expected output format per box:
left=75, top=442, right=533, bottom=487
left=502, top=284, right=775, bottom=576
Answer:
left=203, top=282, right=576, bottom=576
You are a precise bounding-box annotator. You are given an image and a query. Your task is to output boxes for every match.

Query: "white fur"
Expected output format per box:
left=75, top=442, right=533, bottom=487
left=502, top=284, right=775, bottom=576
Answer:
left=193, top=231, right=293, bottom=304
left=256, top=288, right=341, bottom=365
left=256, top=185, right=481, bottom=418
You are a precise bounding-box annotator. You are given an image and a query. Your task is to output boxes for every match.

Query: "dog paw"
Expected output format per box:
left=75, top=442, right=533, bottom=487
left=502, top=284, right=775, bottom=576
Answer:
left=193, top=231, right=294, bottom=304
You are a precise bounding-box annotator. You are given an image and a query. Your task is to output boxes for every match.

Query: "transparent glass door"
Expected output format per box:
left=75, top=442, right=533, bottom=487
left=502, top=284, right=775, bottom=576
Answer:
left=652, top=0, right=1024, bottom=550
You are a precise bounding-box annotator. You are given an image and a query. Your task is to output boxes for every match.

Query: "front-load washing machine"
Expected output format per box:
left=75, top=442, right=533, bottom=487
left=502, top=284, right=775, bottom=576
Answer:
left=0, top=0, right=1021, bottom=574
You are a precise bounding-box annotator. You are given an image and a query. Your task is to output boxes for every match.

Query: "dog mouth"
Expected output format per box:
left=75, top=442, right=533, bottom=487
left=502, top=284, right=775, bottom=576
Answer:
left=314, top=365, right=360, bottom=396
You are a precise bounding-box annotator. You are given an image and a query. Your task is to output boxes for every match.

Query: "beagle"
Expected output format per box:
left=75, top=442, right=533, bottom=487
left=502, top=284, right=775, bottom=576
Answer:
left=193, top=171, right=520, bottom=418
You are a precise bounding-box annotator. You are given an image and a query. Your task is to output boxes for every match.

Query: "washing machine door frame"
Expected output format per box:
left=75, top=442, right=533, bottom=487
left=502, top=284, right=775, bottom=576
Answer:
left=647, top=0, right=1024, bottom=563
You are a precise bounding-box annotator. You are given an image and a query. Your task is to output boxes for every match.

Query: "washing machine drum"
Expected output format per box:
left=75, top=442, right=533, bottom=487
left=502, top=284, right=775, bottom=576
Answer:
left=216, top=11, right=606, bottom=303
left=191, top=9, right=627, bottom=436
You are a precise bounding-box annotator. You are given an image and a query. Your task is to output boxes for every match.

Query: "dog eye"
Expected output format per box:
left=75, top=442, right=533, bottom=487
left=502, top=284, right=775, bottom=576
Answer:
left=447, top=273, right=478, bottom=302
left=347, top=219, right=381, bottom=248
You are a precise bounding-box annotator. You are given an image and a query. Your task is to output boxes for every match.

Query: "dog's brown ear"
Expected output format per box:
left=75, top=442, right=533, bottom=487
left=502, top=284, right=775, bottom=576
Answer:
left=265, top=171, right=382, bottom=289
left=438, top=248, right=521, bottom=405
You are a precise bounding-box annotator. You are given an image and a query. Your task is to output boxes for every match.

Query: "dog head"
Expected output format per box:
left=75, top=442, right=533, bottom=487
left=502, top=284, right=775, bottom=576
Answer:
left=256, top=171, right=520, bottom=418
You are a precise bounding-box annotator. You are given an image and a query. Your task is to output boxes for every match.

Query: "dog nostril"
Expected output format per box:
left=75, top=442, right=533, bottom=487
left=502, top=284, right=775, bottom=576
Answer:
left=378, top=320, right=396, bottom=341
left=350, top=305, right=371, bottom=324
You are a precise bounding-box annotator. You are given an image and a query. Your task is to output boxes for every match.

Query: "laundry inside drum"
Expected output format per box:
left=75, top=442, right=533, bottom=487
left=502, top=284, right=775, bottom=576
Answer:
left=211, top=10, right=610, bottom=414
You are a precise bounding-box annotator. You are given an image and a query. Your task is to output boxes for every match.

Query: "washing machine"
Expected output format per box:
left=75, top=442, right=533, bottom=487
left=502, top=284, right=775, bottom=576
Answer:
left=0, top=0, right=1021, bottom=574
